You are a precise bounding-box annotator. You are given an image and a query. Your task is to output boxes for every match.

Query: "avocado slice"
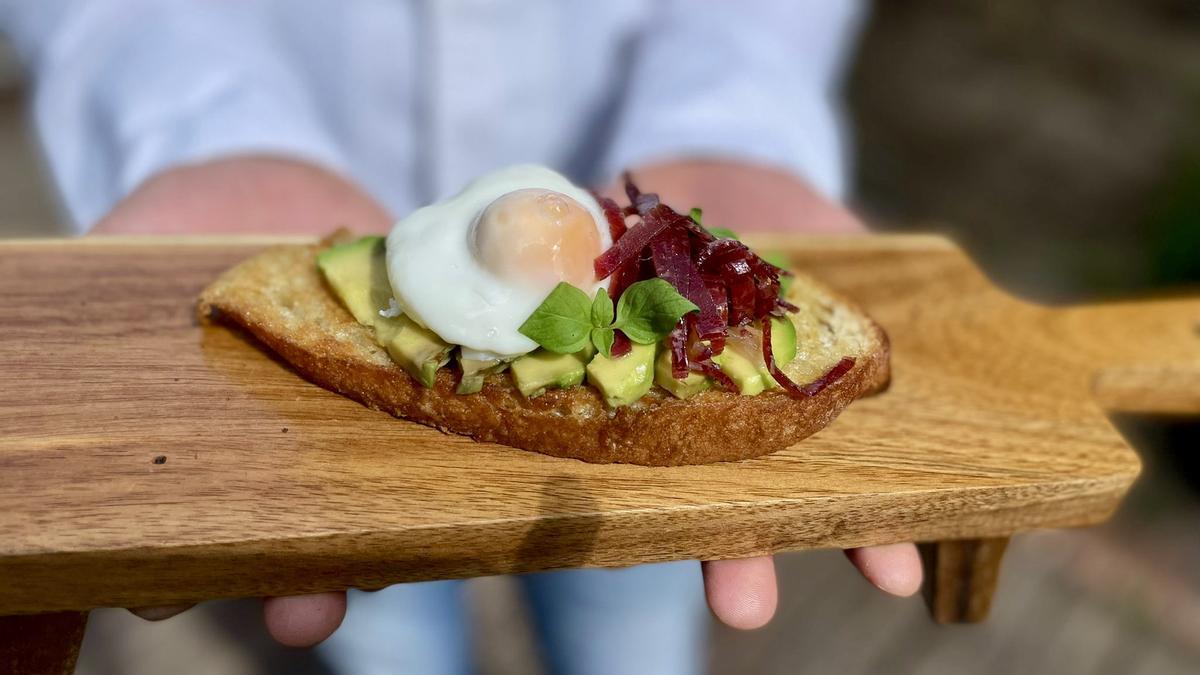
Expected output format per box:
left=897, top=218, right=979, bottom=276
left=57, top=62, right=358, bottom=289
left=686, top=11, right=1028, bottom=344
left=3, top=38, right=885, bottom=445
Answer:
left=770, top=316, right=798, bottom=364
left=654, top=348, right=711, bottom=400
left=456, top=355, right=509, bottom=395
left=586, top=342, right=657, bottom=407
left=712, top=348, right=765, bottom=396
left=316, top=236, right=392, bottom=325
left=374, top=315, right=453, bottom=387
left=510, top=347, right=591, bottom=399
left=759, top=316, right=798, bottom=388
left=319, top=236, right=452, bottom=387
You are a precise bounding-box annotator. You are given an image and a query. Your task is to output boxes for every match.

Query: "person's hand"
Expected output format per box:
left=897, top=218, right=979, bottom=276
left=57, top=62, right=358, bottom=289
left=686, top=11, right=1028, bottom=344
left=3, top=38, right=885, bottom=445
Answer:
left=618, top=158, right=924, bottom=629
left=91, top=155, right=392, bottom=236
left=97, top=155, right=384, bottom=646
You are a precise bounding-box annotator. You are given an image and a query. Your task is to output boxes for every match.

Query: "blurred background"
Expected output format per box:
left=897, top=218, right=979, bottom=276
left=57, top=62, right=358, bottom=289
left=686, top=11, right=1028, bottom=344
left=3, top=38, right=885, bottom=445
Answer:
left=2, top=1, right=1198, bottom=673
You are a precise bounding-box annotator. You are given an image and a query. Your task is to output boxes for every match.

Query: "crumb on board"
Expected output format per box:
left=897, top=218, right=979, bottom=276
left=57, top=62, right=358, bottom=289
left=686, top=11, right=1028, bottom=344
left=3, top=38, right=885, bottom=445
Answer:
left=152, top=455, right=166, bottom=465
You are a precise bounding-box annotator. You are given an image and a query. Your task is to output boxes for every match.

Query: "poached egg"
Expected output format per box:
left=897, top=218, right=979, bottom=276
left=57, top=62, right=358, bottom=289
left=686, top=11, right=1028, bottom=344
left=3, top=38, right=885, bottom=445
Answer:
left=386, top=165, right=611, bottom=359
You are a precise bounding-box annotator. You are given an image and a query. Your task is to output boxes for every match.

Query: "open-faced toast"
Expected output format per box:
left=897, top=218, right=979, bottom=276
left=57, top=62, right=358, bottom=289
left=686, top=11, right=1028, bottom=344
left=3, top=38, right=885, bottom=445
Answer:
left=198, top=235, right=889, bottom=466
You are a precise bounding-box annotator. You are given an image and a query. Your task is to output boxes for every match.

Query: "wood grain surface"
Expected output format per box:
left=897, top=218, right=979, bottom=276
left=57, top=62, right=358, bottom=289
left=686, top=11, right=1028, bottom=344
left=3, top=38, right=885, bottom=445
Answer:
left=0, top=234, right=1191, bottom=615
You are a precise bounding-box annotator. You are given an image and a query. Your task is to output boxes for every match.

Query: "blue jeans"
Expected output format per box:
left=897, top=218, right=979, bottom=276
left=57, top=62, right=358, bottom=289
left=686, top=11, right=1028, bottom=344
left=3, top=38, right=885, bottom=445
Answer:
left=316, top=561, right=707, bottom=675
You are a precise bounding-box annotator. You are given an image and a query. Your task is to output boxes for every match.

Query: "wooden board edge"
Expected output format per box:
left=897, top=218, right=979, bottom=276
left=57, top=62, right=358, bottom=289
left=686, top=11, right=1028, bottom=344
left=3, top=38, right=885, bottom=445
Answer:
left=0, top=476, right=1132, bottom=615
left=743, top=231, right=959, bottom=252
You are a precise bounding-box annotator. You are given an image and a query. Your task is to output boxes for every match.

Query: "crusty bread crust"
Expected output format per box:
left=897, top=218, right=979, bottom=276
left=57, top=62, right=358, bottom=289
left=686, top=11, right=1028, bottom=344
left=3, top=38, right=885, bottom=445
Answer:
left=198, top=238, right=890, bottom=465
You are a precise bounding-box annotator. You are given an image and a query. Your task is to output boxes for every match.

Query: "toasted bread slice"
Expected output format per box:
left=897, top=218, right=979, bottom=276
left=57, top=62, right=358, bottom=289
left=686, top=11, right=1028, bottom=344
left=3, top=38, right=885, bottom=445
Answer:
left=198, top=237, right=890, bottom=465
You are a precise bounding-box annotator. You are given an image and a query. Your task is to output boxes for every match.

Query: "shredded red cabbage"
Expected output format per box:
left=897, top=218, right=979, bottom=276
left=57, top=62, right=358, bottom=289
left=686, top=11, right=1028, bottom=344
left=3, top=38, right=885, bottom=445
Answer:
left=594, top=212, right=669, bottom=279
left=610, top=330, right=632, bottom=358
left=649, top=224, right=724, bottom=340
left=593, top=174, right=853, bottom=398
left=598, top=195, right=627, bottom=242
left=668, top=321, right=689, bottom=379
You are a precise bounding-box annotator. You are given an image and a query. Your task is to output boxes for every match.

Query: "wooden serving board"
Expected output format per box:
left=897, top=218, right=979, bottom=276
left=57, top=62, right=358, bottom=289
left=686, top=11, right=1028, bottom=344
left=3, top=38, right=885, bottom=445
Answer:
left=1, top=234, right=1196, bottom=625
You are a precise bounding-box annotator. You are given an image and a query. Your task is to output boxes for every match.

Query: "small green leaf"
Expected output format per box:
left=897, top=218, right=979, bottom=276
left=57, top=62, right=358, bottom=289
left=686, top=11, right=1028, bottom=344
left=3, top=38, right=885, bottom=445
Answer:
left=761, top=251, right=794, bottom=297
left=690, top=206, right=739, bottom=240
left=518, top=282, right=593, bottom=354
left=590, top=287, right=614, bottom=328
left=612, top=279, right=699, bottom=344
left=591, top=327, right=615, bottom=357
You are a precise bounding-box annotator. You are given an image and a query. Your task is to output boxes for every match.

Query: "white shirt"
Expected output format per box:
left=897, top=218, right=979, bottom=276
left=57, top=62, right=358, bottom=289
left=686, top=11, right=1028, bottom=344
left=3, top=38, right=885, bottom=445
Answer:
left=0, top=0, right=863, bottom=232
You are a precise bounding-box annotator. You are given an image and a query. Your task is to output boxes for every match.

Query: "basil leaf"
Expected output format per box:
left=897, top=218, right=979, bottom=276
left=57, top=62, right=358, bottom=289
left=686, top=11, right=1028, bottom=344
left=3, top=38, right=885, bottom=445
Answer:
left=612, top=279, right=699, bottom=344
left=591, top=287, right=614, bottom=328
left=690, top=206, right=739, bottom=240
left=518, top=282, right=592, bottom=353
left=591, top=327, right=615, bottom=358
left=761, top=251, right=793, bottom=297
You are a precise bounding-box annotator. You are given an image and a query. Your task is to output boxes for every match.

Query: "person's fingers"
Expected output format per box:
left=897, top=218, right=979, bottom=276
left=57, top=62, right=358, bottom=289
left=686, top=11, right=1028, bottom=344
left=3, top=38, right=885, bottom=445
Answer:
left=128, top=604, right=195, bottom=621
left=701, top=556, right=778, bottom=630
left=844, top=543, right=924, bottom=597
left=262, top=592, right=348, bottom=648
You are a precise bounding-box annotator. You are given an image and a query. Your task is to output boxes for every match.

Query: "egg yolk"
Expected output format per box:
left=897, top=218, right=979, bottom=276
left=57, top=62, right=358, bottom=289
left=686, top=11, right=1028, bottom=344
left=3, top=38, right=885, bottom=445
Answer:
left=471, top=189, right=601, bottom=288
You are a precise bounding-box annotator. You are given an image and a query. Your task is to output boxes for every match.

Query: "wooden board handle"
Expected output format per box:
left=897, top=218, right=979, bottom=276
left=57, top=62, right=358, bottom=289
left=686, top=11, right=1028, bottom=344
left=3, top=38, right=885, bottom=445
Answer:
left=0, top=612, right=87, bottom=675
left=1054, top=296, right=1200, bottom=414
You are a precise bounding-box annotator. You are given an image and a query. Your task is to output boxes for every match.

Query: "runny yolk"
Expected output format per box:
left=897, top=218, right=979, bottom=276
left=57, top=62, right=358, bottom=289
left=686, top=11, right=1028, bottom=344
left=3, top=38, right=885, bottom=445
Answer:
left=471, top=188, right=601, bottom=288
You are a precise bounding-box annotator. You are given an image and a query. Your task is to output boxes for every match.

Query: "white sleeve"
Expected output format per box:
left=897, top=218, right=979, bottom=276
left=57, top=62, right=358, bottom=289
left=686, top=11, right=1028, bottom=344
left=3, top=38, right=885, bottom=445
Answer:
left=601, top=0, right=865, bottom=201
left=0, top=0, right=349, bottom=231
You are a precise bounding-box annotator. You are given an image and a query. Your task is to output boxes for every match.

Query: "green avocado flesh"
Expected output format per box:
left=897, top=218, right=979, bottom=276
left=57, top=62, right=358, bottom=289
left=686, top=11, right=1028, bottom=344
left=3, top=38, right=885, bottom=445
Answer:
left=374, top=315, right=453, bottom=387
left=652, top=317, right=798, bottom=399
left=316, top=236, right=391, bottom=325
left=510, top=348, right=592, bottom=399
left=586, top=342, right=657, bottom=407
left=318, top=237, right=803, bottom=405
left=760, top=316, right=798, bottom=388
left=456, top=354, right=509, bottom=395
left=654, top=348, right=710, bottom=399
left=713, top=348, right=765, bottom=396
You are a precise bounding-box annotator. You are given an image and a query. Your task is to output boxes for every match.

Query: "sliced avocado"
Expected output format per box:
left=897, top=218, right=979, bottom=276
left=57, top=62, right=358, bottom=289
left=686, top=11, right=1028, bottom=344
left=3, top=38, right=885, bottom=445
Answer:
left=759, top=316, right=798, bottom=388
left=586, top=342, right=656, bottom=407
left=457, top=355, right=504, bottom=395
left=510, top=348, right=591, bottom=399
left=456, top=355, right=510, bottom=395
left=374, top=315, right=453, bottom=387
left=316, top=236, right=392, bottom=325
left=654, top=348, right=710, bottom=400
left=713, top=348, right=765, bottom=396
left=770, top=316, right=798, bottom=365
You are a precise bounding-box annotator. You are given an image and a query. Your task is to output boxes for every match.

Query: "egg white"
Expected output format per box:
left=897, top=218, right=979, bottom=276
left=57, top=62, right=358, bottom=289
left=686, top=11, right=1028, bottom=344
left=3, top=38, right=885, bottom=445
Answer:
left=385, top=165, right=611, bottom=358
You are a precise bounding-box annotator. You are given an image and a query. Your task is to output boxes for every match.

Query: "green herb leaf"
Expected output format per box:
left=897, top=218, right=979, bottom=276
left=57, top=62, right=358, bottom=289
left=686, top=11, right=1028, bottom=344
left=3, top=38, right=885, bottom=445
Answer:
left=589, top=288, right=617, bottom=357
left=612, top=279, right=699, bottom=344
left=518, top=282, right=593, bottom=353
left=690, top=206, right=739, bottom=240
left=761, top=251, right=794, bottom=297
left=590, top=286, right=614, bottom=327
left=591, top=327, right=615, bottom=357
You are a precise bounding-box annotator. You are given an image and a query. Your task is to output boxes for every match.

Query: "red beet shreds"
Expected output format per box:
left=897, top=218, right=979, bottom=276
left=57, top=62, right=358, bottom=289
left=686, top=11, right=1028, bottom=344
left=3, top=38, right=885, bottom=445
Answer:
left=591, top=174, right=854, bottom=398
